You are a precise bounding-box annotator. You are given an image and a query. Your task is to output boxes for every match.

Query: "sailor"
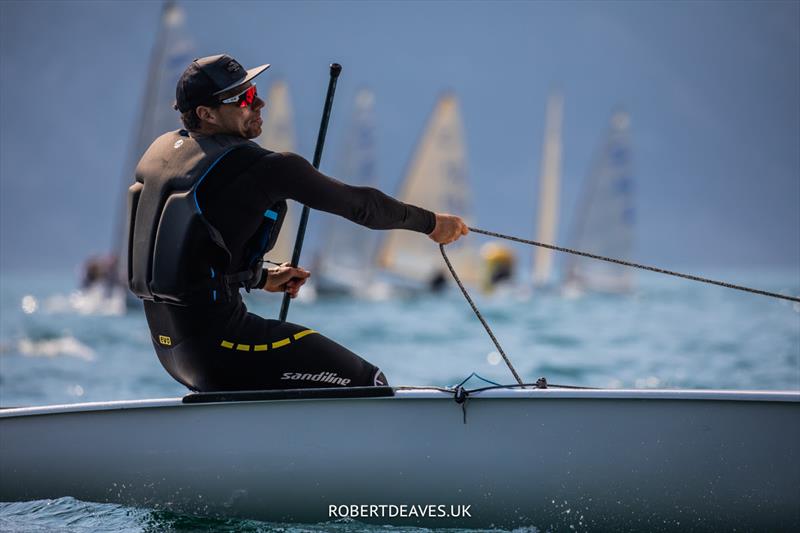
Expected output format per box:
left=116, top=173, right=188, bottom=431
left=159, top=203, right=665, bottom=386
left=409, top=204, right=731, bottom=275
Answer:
left=479, top=241, right=516, bottom=293
left=126, top=54, right=468, bottom=392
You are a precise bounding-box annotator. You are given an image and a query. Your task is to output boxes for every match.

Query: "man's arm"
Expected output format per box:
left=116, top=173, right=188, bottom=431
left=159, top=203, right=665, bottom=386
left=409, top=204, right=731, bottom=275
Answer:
left=259, top=152, right=437, bottom=234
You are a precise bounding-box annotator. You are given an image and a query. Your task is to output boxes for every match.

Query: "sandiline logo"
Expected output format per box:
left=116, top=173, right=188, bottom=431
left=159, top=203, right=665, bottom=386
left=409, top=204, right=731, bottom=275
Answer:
left=281, top=371, right=351, bottom=386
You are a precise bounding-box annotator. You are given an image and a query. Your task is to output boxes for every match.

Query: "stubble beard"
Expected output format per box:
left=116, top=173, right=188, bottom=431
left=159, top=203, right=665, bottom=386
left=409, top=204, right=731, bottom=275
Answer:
left=245, top=112, right=263, bottom=139
left=247, top=122, right=262, bottom=139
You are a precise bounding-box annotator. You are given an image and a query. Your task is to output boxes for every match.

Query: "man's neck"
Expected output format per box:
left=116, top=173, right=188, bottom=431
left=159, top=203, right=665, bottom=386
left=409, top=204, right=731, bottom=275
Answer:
left=192, top=122, right=222, bottom=136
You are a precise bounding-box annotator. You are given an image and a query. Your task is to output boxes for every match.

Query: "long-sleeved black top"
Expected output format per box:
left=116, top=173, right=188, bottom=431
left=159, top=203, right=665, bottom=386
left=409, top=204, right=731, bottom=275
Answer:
left=143, top=141, right=435, bottom=338
left=196, top=144, right=435, bottom=270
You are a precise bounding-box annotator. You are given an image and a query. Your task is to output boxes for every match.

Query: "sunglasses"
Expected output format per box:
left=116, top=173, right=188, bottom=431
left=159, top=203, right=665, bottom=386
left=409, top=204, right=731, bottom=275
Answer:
left=220, top=84, right=257, bottom=108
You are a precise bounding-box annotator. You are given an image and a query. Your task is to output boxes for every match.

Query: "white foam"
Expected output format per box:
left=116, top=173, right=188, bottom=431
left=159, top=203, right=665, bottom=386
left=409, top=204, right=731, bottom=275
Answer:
left=18, top=336, right=96, bottom=362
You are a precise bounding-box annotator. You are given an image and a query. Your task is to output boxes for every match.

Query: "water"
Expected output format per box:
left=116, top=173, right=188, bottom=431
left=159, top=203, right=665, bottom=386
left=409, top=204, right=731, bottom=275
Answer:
left=1, top=269, right=798, bottom=531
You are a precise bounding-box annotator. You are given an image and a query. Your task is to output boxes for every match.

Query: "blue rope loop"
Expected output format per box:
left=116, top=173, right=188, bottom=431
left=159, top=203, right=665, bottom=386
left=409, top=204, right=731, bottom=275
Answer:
left=454, top=372, right=502, bottom=389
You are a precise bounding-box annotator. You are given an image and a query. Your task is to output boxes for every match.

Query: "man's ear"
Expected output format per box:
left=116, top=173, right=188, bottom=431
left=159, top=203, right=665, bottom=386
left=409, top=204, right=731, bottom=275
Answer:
left=196, top=105, right=218, bottom=125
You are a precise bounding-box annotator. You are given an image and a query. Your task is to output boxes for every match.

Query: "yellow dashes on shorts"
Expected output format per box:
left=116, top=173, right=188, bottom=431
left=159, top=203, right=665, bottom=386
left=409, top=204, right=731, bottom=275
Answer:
left=219, top=330, right=318, bottom=352
left=271, top=338, right=291, bottom=349
left=293, top=329, right=317, bottom=340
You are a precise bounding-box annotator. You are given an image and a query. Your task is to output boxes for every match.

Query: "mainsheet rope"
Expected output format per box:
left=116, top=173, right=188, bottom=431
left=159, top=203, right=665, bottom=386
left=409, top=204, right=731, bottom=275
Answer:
left=440, top=227, right=800, bottom=386
left=438, top=243, right=524, bottom=386
left=468, top=227, right=800, bottom=303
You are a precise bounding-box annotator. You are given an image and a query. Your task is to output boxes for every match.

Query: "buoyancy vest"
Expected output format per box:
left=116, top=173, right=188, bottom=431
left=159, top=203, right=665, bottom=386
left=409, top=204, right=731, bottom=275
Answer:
left=127, top=129, right=286, bottom=305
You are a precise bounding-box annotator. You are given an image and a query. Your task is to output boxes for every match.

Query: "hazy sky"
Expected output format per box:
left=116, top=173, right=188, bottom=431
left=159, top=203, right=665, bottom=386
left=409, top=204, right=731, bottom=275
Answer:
left=1, top=0, right=798, bottom=277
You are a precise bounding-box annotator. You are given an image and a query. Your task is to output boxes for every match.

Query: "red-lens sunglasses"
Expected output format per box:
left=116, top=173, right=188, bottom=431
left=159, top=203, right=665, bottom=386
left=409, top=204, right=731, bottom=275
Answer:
left=221, top=84, right=257, bottom=108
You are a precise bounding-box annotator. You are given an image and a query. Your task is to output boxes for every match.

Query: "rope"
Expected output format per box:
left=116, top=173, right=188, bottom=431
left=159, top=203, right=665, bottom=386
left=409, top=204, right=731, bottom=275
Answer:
left=465, top=381, right=597, bottom=393
left=394, top=381, right=593, bottom=393
left=439, top=244, right=525, bottom=386
left=439, top=227, right=799, bottom=386
left=468, top=227, right=800, bottom=303
left=454, top=372, right=502, bottom=388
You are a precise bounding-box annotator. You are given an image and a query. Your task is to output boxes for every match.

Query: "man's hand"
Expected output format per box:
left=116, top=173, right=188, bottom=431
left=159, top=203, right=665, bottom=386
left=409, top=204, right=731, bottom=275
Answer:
left=263, top=263, right=310, bottom=298
left=428, top=213, right=469, bottom=245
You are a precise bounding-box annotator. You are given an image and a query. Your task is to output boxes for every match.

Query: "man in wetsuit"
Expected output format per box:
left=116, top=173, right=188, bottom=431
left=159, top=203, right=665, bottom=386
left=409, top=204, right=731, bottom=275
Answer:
left=127, top=54, right=468, bottom=392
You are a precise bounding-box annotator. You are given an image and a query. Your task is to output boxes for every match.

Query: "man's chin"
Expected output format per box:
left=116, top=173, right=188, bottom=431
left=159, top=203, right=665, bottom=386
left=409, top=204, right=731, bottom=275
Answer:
left=246, top=125, right=262, bottom=139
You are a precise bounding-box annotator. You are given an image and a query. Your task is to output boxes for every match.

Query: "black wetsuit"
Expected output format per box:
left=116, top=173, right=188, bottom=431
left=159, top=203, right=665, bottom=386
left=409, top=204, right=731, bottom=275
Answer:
left=144, top=141, right=435, bottom=392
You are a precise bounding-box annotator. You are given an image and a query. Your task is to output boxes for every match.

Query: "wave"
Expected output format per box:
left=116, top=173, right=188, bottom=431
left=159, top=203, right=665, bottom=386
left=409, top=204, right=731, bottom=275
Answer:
left=11, top=335, right=96, bottom=362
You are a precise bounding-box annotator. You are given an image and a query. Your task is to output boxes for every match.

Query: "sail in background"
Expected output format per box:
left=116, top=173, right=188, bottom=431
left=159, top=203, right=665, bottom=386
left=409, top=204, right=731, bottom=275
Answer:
left=563, top=111, right=635, bottom=294
left=112, top=1, right=194, bottom=289
left=532, top=92, right=564, bottom=287
left=376, top=94, right=479, bottom=285
left=256, top=81, right=298, bottom=265
left=315, top=88, right=381, bottom=294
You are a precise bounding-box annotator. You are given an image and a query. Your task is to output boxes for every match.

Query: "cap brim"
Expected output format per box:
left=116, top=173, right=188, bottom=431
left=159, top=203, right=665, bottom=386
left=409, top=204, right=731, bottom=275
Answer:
left=213, top=63, right=270, bottom=95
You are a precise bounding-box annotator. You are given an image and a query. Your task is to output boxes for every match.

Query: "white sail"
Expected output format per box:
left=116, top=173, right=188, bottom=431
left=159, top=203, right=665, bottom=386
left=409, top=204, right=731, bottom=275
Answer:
left=315, top=88, right=381, bottom=293
left=110, top=1, right=193, bottom=294
left=143, top=3, right=194, bottom=145
left=376, top=94, right=479, bottom=285
left=256, top=81, right=298, bottom=265
left=532, top=92, right=563, bottom=287
left=563, top=111, right=635, bottom=294
left=533, top=93, right=564, bottom=287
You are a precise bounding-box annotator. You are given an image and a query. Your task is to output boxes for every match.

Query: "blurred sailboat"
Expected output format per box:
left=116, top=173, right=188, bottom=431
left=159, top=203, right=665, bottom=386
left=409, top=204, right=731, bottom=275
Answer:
left=256, top=80, right=298, bottom=266
left=477, top=92, right=563, bottom=296
left=376, top=94, right=480, bottom=293
left=313, top=88, right=381, bottom=296
left=562, top=111, right=635, bottom=296
left=81, top=0, right=193, bottom=314
left=531, top=92, right=564, bottom=289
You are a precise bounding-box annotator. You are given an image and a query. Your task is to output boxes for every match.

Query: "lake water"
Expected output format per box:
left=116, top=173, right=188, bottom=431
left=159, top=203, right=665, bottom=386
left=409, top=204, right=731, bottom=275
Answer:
left=1, top=268, right=798, bottom=531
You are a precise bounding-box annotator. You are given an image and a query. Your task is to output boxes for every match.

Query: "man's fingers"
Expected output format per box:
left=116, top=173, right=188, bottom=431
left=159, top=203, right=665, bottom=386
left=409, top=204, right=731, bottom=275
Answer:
left=286, top=277, right=307, bottom=289
left=427, top=213, right=469, bottom=245
left=288, top=267, right=310, bottom=278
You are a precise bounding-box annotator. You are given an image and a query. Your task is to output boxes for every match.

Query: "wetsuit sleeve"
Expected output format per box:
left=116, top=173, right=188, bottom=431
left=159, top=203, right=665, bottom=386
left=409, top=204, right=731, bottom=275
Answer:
left=256, top=268, right=269, bottom=290
left=258, top=152, right=436, bottom=234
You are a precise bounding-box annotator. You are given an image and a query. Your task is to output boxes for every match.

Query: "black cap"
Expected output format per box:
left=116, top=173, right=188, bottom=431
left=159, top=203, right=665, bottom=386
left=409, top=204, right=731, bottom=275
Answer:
left=175, top=54, right=270, bottom=113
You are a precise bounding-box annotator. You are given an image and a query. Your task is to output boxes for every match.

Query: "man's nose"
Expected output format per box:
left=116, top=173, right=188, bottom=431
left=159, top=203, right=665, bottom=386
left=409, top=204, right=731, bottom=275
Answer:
left=253, top=96, right=266, bottom=111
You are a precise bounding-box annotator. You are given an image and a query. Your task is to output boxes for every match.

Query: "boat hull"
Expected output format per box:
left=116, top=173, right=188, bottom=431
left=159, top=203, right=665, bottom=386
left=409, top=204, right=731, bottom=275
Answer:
left=1, top=389, right=798, bottom=530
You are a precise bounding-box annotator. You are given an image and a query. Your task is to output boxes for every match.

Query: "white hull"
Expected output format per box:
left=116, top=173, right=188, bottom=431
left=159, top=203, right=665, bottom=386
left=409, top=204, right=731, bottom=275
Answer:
left=1, top=388, right=798, bottom=529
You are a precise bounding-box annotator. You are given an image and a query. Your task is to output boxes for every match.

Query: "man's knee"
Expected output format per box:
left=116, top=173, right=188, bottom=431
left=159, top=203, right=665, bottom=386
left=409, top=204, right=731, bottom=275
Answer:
left=373, top=369, right=389, bottom=386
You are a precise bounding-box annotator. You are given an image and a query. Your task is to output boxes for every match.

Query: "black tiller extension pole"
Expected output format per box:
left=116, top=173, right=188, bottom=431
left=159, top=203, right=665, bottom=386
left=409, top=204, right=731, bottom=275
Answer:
left=279, top=63, right=342, bottom=322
